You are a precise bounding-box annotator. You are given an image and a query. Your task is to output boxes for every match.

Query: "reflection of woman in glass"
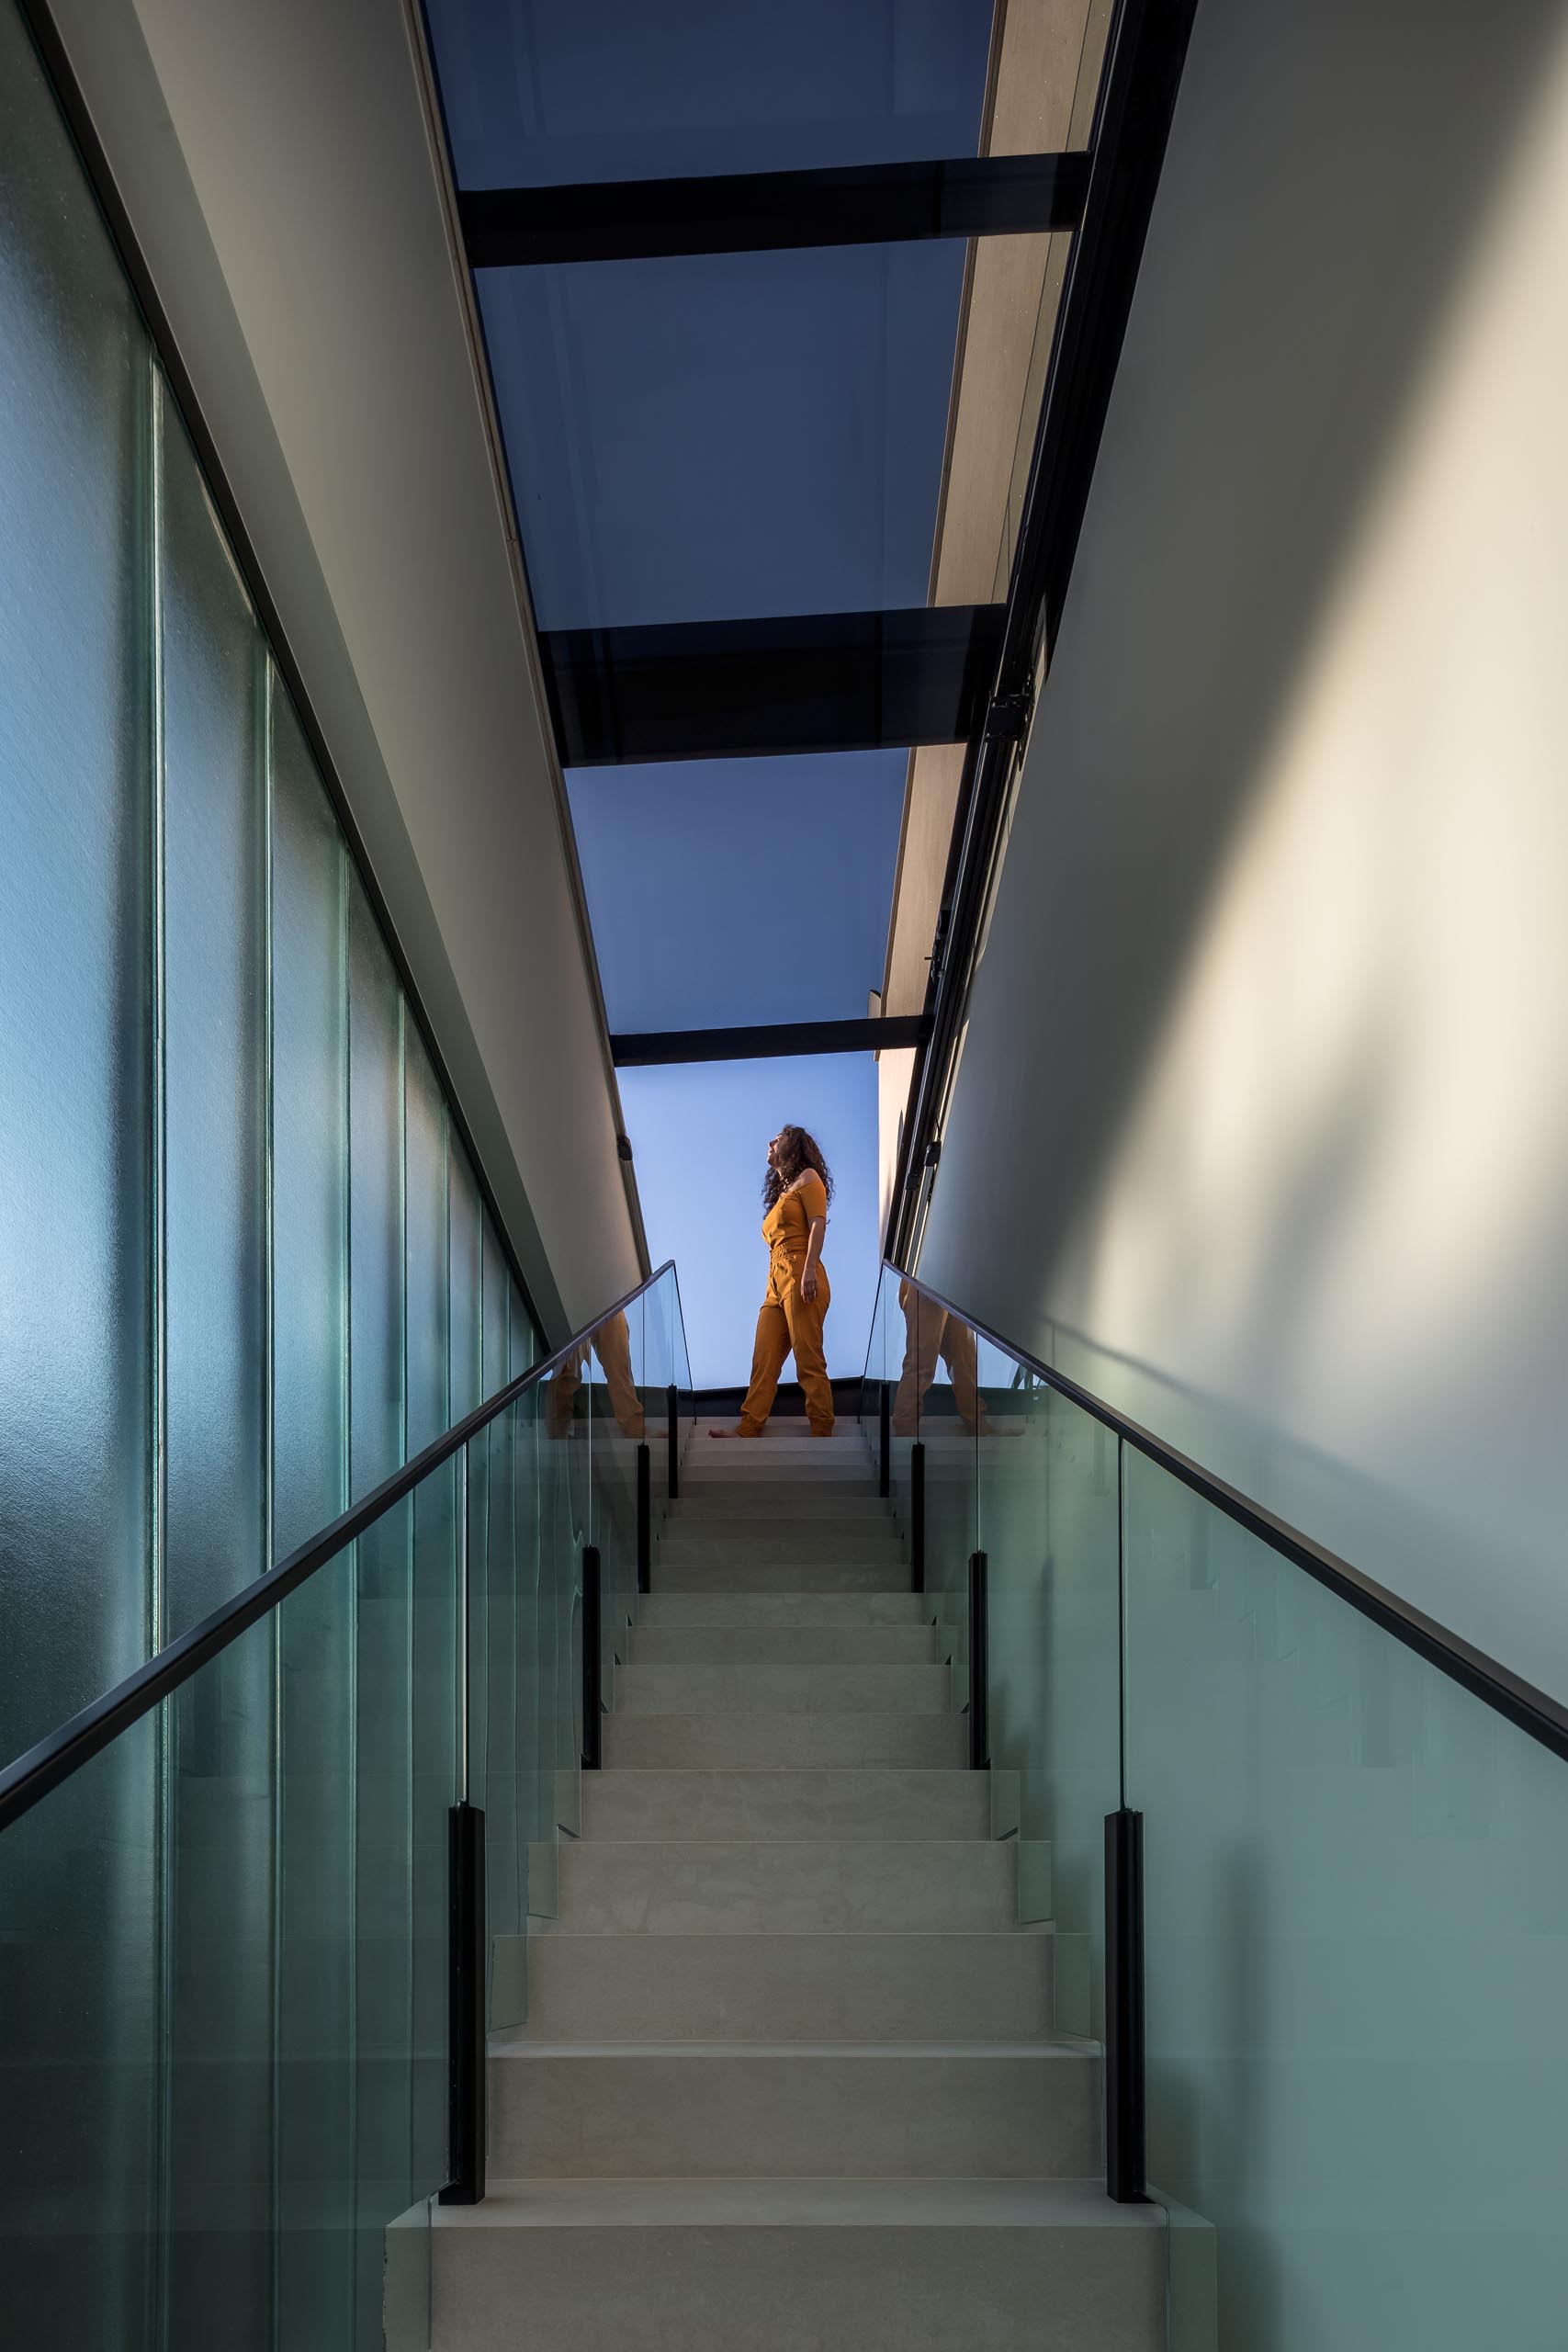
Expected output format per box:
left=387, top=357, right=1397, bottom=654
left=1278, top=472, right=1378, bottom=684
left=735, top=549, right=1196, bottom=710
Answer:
left=711, top=1125, right=834, bottom=1439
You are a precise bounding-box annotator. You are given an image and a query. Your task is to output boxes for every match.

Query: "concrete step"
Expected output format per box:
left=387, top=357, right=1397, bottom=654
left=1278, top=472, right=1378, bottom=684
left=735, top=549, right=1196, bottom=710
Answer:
left=490, top=2041, right=1099, bottom=2178
left=603, top=1713, right=966, bottom=1769
left=629, top=1624, right=937, bottom=1666
left=668, top=1494, right=892, bottom=1521
left=505, top=1926, right=1053, bottom=2041
left=676, top=1472, right=875, bottom=1499
left=655, top=1555, right=911, bottom=1595
left=580, top=1768, right=991, bottom=1843
left=552, top=1840, right=1017, bottom=1933
left=638, top=1592, right=929, bottom=1628
left=422, top=2177, right=1165, bottom=2352
left=691, top=1430, right=869, bottom=1448
left=659, top=1531, right=903, bottom=1565
left=614, top=1665, right=950, bottom=1716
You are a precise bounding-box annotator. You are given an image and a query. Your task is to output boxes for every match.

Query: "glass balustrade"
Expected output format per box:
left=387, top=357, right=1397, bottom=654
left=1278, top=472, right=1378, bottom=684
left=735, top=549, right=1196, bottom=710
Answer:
left=860, top=1260, right=1568, bottom=2349
left=0, top=1264, right=692, bottom=2352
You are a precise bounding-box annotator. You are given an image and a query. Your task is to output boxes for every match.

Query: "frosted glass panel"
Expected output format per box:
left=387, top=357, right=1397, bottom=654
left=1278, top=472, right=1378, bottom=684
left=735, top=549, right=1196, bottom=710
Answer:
left=160, top=384, right=266, bottom=1635
left=268, top=677, right=347, bottom=1555
left=0, top=0, right=152, bottom=1759
left=448, top=1138, right=483, bottom=1422
left=348, top=880, right=405, bottom=1505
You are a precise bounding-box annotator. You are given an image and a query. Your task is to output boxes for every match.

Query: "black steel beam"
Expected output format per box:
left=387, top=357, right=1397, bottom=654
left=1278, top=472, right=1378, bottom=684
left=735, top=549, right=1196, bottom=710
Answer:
left=543, top=605, right=1004, bottom=766
left=611, top=1016, right=929, bottom=1068
left=460, top=153, right=1091, bottom=268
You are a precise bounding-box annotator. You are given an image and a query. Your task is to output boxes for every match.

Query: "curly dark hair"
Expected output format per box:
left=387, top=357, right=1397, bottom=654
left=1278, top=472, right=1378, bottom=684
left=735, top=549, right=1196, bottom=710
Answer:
left=762, top=1124, right=834, bottom=1214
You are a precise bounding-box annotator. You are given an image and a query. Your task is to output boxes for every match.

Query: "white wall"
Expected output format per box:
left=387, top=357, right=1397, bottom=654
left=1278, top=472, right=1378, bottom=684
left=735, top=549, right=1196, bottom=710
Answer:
left=919, top=0, right=1568, bottom=1697
left=49, top=0, right=643, bottom=1336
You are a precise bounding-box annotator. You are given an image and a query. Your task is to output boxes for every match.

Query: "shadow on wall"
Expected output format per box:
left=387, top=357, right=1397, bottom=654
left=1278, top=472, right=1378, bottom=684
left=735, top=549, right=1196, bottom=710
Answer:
left=998, top=0, right=1565, bottom=1292
left=920, top=0, right=1568, bottom=1681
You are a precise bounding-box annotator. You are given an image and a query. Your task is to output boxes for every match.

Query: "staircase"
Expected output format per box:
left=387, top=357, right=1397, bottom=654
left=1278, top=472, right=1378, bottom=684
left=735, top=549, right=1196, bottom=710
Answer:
left=423, top=1425, right=1167, bottom=2348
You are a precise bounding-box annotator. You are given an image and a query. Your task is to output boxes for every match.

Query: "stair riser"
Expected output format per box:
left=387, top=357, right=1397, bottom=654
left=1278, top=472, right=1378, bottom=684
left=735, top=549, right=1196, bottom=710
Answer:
left=429, top=2219, right=1161, bottom=2351
left=656, top=1559, right=911, bottom=1594
left=553, top=1841, right=1017, bottom=1933
left=603, top=1714, right=966, bottom=1768
left=490, top=2051, right=1100, bottom=2178
left=659, top=1535, right=904, bottom=1565
left=580, top=1770, right=991, bottom=1843
left=637, top=1593, right=928, bottom=1627
left=629, top=1626, right=937, bottom=1665
left=509, top=1930, right=1053, bottom=2041
left=614, top=1665, right=950, bottom=1716
left=675, top=1477, right=875, bottom=1501
left=668, top=1497, right=892, bottom=1521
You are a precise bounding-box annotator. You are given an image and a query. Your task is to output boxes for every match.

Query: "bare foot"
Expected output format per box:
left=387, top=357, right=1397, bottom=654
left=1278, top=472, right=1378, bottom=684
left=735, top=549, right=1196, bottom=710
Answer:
left=707, top=1426, right=747, bottom=1438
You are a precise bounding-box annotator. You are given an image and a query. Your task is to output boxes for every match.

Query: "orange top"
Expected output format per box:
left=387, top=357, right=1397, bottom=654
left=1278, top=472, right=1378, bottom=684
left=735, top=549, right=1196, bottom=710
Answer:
left=762, top=1170, right=828, bottom=1269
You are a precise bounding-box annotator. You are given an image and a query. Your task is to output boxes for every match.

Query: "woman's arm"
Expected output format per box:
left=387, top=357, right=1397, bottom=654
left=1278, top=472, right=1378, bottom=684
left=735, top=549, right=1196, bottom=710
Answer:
left=800, top=1216, right=827, bottom=1305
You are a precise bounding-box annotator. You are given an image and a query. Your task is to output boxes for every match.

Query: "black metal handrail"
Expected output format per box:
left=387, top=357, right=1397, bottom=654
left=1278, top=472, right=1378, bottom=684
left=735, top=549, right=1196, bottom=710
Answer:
left=0, top=1261, right=682, bottom=1833
left=876, top=1261, right=1568, bottom=1767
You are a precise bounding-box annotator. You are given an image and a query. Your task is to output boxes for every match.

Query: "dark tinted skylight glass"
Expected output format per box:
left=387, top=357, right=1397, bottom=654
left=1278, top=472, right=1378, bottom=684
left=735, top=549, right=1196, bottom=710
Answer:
left=568, top=752, right=906, bottom=1034
left=425, top=0, right=996, bottom=190
left=479, top=241, right=965, bottom=629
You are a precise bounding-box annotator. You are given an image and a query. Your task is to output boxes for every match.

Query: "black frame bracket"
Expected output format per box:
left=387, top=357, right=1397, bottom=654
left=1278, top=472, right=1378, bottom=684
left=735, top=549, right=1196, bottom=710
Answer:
left=438, top=1801, right=487, bottom=2207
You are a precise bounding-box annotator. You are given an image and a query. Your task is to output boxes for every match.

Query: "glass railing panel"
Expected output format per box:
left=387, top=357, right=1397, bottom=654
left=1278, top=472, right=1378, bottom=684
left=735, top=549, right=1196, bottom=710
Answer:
left=542, top=1348, right=589, bottom=1844
left=0, top=1536, right=449, bottom=2351
left=353, top=1496, right=422, bottom=2313
left=519, top=1380, right=563, bottom=1924
left=895, top=1276, right=978, bottom=1709
left=978, top=1357, right=1120, bottom=2010
left=584, top=1301, right=643, bottom=1713
left=641, top=1275, right=676, bottom=1518
left=1124, top=1448, right=1568, bottom=2346
left=472, top=1376, right=543, bottom=2027
left=0, top=1705, right=160, bottom=2345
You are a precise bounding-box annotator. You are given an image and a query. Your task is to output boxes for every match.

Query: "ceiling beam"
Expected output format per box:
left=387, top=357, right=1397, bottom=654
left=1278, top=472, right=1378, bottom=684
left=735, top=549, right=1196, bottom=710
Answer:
left=542, top=605, right=1005, bottom=766
left=611, top=1016, right=931, bottom=1068
left=461, top=153, right=1090, bottom=269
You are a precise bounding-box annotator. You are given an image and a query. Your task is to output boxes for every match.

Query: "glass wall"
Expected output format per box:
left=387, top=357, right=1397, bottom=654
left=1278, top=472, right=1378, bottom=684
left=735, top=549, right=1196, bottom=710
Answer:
left=0, top=0, right=539, bottom=1760
left=0, top=10, right=543, bottom=2349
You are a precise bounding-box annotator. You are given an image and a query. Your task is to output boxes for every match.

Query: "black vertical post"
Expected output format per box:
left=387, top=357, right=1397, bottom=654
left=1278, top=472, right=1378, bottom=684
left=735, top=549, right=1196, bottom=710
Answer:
left=666, top=1384, right=680, bottom=1499
left=910, top=1442, right=926, bottom=1594
left=1104, top=1807, right=1147, bottom=2203
left=967, top=1550, right=989, bottom=1770
left=636, top=1442, right=652, bottom=1595
left=438, top=1801, right=487, bottom=2206
left=878, top=1380, right=891, bottom=1498
left=581, top=1544, right=603, bottom=1770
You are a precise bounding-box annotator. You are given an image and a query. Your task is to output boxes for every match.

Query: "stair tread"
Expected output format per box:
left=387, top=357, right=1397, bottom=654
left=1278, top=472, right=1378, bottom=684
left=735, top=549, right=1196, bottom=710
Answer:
left=492, top=2039, right=1094, bottom=2059
left=433, top=2177, right=1162, bottom=2230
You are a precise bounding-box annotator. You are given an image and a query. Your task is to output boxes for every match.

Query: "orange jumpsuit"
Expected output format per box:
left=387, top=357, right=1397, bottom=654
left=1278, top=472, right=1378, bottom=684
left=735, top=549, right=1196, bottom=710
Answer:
left=892, top=1278, right=987, bottom=1437
left=737, top=1171, right=834, bottom=1436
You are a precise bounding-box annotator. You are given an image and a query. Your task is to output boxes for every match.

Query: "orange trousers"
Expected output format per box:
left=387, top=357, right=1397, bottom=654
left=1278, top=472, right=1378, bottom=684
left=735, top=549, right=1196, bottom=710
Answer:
left=546, top=1309, right=645, bottom=1440
left=892, top=1280, right=987, bottom=1437
left=738, top=1258, right=833, bottom=1435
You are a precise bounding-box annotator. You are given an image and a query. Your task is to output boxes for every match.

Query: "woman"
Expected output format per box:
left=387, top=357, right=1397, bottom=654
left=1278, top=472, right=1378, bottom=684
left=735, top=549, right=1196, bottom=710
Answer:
left=711, top=1125, right=835, bottom=1438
